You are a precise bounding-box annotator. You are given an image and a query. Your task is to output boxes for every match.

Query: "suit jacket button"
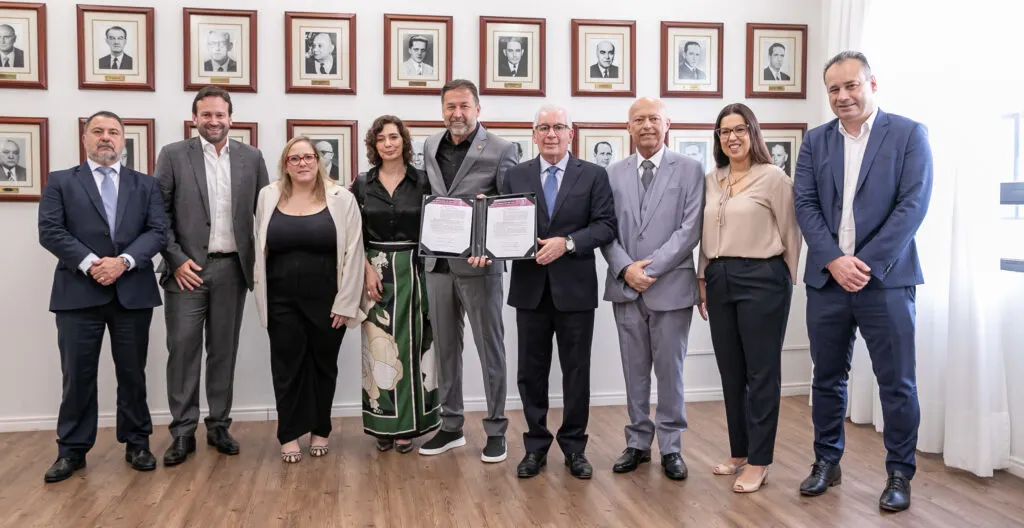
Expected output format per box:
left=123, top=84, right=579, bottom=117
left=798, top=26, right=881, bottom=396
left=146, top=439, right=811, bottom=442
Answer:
left=203, top=245, right=208, bottom=249
left=104, top=231, right=109, bottom=236
left=638, top=235, right=644, bottom=241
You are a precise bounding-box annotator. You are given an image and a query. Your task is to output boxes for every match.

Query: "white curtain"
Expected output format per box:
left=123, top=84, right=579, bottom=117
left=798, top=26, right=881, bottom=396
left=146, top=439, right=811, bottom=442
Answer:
left=821, top=0, right=1013, bottom=477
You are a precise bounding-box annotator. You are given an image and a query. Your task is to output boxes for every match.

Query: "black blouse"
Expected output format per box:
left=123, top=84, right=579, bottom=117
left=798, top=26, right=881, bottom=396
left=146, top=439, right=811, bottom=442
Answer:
left=351, top=165, right=431, bottom=243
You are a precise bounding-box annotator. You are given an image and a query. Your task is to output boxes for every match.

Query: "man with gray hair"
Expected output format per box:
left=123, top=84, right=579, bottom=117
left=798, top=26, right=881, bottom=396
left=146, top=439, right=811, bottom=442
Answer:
left=590, top=40, right=618, bottom=79
left=204, top=30, right=237, bottom=73
left=0, top=24, right=24, bottom=68
left=1, top=139, right=27, bottom=181
left=502, top=103, right=616, bottom=479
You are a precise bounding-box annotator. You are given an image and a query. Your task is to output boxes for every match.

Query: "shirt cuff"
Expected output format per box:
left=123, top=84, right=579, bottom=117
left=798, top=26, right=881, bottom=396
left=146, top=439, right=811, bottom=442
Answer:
left=119, top=253, right=136, bottom=271
left=79, top=253, right=99, bottom=274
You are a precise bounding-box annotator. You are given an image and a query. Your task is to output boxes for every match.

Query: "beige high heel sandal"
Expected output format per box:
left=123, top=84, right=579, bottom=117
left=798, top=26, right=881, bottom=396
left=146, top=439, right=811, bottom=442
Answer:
left=713, top=459, right=747, bottom=475
left=733, top=466, right=769, bottom=493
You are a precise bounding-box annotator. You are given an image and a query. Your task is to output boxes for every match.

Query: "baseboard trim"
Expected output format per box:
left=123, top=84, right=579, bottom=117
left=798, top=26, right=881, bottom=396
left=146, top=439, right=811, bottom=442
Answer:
left=1009, top=456, right=1024, bottom=480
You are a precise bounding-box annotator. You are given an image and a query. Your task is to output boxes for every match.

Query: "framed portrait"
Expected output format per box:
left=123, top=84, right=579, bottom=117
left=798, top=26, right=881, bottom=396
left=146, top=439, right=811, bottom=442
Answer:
left=183, top=8, right=257, bottom=93
left=661, top=22, right=722, bottom=98
left=185, top=120, right=258, bottom=147
left=404, top=121, right=445, bottom=171
left=287, top=120, right=358, bottom=184
left=571, top=19, right=635, bottom=97
left=760, top=122, right=807, bottom=179
left=746, top=23, right=807, bottom=99
left=384, top=14, right=452, bottom=95
left=482, top=121, right=536, bottom=164
left=0, top=116, right=47, bottom=202
left=76, top=5, right=154, bottom=91
left=78, top=117, right=155, bottom=174
left=572, top=123, right=632, bottom=168
left=285, top=11, right=356, bottom=95
left=479, top=16, right=544, bottom=97
left=0, top=2, right=47, bottom=89
left=667, top=123, right=715, bottom=175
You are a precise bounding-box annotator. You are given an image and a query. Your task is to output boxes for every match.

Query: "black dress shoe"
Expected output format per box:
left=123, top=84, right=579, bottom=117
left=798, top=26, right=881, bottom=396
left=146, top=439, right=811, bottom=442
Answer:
left=44, top=457, right=86, bottom=483
left=207, top=427, right=240, bottom=455
left=612, top=447, right=652, bottom=473
left=565, top=453, right=593, bottom=480
left=163, top=435, right=196, bottom=466
left=799, top=460, right=842, bottom=496
left=661, top=453, right=688, bottom=480
left=879, top=471, right=911, bottom=512
left=125, top=449, right=157, bottom=471
left=516, top=451, right=547, bottom=478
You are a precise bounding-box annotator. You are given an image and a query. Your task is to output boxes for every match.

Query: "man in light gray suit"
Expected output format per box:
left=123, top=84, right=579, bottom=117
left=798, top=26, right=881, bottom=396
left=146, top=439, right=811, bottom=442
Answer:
left=155, top=86, right=270, bottom=466
left=416, top=79, right=518, bottom=463
left=600, top=97, right=705, bottom=480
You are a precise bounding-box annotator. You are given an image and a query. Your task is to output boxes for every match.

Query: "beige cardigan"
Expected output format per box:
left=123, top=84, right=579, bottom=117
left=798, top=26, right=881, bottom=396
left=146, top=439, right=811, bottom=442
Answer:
left=253, top=181, right=366, bottom=329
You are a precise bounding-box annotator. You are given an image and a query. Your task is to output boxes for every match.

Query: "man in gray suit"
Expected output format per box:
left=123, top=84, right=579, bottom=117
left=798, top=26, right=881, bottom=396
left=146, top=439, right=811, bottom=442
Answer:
left=417, top=79, right=518, bottom=463
left=155, top=86, right=270, bottom=466
left=600, top=97, right=705, bottom=480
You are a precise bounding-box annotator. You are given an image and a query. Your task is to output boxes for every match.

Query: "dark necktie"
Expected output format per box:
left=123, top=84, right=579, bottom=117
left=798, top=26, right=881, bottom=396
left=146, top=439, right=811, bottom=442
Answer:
left=640, top=160, right=654, bottom=195
left=2, top=57, right=9, bottom=68
left=319, top=63, right=326, bottom=74
left=5, top=168, right=14, bottom=181
left=543, top=166, right=558, bottom=216
left=112, top=57, right=119, bottom=69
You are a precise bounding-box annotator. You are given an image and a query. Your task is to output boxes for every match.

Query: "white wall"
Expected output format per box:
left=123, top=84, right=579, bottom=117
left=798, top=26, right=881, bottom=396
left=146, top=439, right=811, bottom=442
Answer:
left=0, top=0, right=823, bottom=431
left=1000, top=275, right=1024, bottom=476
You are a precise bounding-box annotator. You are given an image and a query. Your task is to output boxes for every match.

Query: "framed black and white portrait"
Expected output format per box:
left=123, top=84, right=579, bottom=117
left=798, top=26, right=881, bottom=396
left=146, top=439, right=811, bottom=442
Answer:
left=185, top=120, right=258, bottom=148
left=287, top=120, right=358, bottom=183
left=667, top=123, right=715, bottom=175
left=572, top=19, right=635, bottom=97
left=482, top=122, right=536, bottom=164
left=78, top=118, right=155, bottom=174
left=384, top=14, right=451, bottom=95
left=572, top=123, right=632, bottom=168
left=0, top=2, right=46, bottom=90
left=479, top=17, right=544, bottom=97
left=746, top=23, right=807, bottom=99
left=760, top=123, right=806, bottom=179
left=184, top=8, right=257, bottom=93
left=0, top=116, right=47, bottom=202
left=285, top=12, right=356, bottom=95
left=76, top=5, right=154, bottom=91
left=661, top=22, right=722, bottom=98
left=404, top=121, right=446, bottom=171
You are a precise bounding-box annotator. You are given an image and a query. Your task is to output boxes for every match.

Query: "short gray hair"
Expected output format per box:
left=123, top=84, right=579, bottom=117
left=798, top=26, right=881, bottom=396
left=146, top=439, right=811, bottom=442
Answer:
left=533, top=104, right=572, bottom=128
left=823, top=50, right=872, bottom=81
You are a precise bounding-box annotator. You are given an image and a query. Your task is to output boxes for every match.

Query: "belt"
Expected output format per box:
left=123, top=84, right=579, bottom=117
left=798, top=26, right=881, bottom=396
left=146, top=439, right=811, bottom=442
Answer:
left=368, top=240, right=418, bottom=251
left=710, top=255, right=783, bottom=264
left=207, top=252, right=238, bottom=259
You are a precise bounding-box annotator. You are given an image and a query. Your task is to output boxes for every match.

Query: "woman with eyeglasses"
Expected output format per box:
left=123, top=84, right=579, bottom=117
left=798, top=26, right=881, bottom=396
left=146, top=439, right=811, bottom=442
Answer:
left=351, top=115, right=440, bottom=454
left=253, top=136, right=365, bottom=463
left=697, top=103, right=801, bottom=493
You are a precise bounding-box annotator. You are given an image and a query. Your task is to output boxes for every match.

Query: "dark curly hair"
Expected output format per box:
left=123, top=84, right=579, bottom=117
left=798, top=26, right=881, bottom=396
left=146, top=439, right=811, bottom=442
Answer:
left=364, top=115, right=414, bottom=167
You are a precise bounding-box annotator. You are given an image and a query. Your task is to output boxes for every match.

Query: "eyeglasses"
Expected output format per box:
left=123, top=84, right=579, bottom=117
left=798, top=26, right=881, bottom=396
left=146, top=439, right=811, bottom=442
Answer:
left=716, top=125, right=750, bottom=138
left=286, top=154, right=318, bottom=165
left=535, top=124, right=570, bottom=134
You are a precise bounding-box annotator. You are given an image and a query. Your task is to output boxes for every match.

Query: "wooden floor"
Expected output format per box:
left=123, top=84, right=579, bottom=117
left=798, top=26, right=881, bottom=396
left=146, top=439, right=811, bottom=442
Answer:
left=1, top=396, right=1022, bottom=527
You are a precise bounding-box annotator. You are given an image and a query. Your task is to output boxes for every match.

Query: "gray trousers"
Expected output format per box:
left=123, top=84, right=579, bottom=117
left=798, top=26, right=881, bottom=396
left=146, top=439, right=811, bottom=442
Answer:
left=425, top=270, right=508, bottom=437
left=164, top=255, right=246, bottom=437
left=613, top=297, right=692, bottom=455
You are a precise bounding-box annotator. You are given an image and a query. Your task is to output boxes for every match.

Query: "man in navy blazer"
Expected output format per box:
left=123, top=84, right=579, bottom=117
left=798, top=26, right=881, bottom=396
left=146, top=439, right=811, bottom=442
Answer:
left=499, top=104, right=616, bottom=480
left=793, top=51, right=933, bottom=512
left=37, top=111, right=168, bottom=483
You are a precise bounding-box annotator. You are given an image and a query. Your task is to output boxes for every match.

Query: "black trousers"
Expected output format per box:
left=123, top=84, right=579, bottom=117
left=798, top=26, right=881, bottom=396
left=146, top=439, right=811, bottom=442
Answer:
left=55, top=299, right=153, bottom=459
left=704, top=256, right=792, bottom=465
left=516, top=282, right=594, bottom=455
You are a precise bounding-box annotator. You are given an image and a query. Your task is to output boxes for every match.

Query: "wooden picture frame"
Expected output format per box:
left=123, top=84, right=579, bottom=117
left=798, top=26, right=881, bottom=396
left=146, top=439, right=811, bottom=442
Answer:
left=383, top=14, right=452, bottom=95
left=571, top=19, right=635, bottom=98
left=667, top=123, right=716, bottom=175
left=285, top=11, right=356, bottom=95
left=0, top=116, right=47, bottom=202
left=482, top=121, right=535, bottom=163
left=404, top=120, right=445, bottom=171
left=661, top=21, right=722, bottom=99
left=183, top=7, right=257, bottom=93
left=572, top=122, right=632, bottom=167
left=76, top=4, right=154, bottom=91
left=287, top=119, right=358, bottom=183
left=184, top=120, right=258, bottom=148
left=0, top=2, right=47, bottom=90
left=760, top=122, right=807, bottom=179
left=78, top=117, right=155, bottom=174
left=479, top=16, right=545, bottom=97
left=746, top=23, right=807, bottom=99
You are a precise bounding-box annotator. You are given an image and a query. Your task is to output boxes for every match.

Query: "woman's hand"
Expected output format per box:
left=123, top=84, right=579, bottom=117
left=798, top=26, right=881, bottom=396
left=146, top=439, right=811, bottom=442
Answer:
left=697, top=278, right=708, bottom=321
left=330, top=313, right=349, bottom=329
left=364, top=260, right=383, bottom=302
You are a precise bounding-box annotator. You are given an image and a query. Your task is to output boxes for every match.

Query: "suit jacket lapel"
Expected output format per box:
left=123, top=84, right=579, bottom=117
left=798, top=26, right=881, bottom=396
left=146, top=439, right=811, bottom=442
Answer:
left=854, top=110, right=889, bottom=198
left=75, top=162, right=107, bottom=224
left=424, top=134, right=446, bottom=195
left=550, top=155, right=582, bottom=222
left=525, top=158, right=548, bottom=225
left=622, top=155, right=641, bottom=228
left=258, top=183, right=281, bottom=253
left=449, top=126, right=488, bottom=193
left=640, top=152, right=676, bottom=231
left=114, top=167, right=135, bottom=235
left=228, top=139, right=246, bottom=230
left=187, top=137, right=212, bottom=219
left=828, top=122, right=846, bottom=200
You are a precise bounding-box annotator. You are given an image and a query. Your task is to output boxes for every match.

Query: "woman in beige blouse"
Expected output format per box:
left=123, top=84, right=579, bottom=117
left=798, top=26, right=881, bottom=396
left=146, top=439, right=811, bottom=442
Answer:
left=697, top=103, right=801, bottom=493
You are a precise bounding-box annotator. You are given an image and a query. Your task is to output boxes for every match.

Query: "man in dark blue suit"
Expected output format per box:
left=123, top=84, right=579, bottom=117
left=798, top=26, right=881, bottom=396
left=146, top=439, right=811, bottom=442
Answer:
left=793, top=51, right=933, bottom=512
left=499, top=104, right=617, bottom=479
left=37, top=111, right=168, bottom=483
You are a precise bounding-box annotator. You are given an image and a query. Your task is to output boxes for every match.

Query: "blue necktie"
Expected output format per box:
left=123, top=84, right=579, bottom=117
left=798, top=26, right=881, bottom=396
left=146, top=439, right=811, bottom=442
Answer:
left=98, top=166, right=117, bottom=235
left=543, top=165, right=559, bottom=217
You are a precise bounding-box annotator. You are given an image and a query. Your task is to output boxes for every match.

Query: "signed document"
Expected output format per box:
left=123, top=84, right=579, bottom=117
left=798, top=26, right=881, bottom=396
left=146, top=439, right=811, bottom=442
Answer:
left=485, top=196, right=536, bottom=259
left=419, top=196, right=474, bottom=256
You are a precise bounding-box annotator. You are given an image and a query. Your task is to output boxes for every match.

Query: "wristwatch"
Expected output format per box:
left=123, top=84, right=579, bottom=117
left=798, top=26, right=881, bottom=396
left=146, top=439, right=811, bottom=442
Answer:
left=565, top=236, right=576, bottom=254
left=120, top=256, right=131, bottom=270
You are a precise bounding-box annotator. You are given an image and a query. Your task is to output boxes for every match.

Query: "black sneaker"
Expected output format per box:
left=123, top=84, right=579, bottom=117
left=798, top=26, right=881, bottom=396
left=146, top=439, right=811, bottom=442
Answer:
left=481, top=436, right=507, bottom=463
left=418, top=430, right=466, bottom=456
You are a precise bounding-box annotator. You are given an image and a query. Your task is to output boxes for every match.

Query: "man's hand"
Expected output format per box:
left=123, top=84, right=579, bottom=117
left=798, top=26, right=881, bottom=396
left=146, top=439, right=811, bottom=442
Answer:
left=826, top=255, right=871, bottom=292
left=535, top=237, right=567, bottom=265
left=624, top=259, right=657, bottom=293
left=89, top=257, right=127, bottom=286
left=467, top=256, right=493, bottom=268
left=174, top=259, right=204, bottom=291
left=697, top=278, right=708, bottom=320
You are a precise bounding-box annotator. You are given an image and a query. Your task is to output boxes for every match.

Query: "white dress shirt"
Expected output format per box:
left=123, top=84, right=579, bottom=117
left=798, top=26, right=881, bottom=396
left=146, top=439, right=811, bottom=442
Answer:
left=77, top=159, right=136, bottom=273
left=200, top=135, right=237, bottom=253
left=314, top=57, right=334, bottom=74
left=636, top=145, right=666, bottom=181
left=539, top=152, right=570, bottom=192
left=0, top=50, right=15, bottom=68
left=837, top=107, right=879, bottom=256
